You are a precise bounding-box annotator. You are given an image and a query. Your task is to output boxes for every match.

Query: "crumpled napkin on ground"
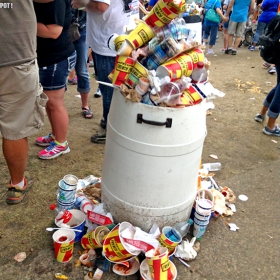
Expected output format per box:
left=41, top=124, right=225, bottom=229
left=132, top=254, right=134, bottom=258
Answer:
left=175, top=237, right=197, bottom=261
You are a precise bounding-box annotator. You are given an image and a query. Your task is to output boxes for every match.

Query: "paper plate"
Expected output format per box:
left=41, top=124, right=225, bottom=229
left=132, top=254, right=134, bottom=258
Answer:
left=113, top=258, right=140, bottom=276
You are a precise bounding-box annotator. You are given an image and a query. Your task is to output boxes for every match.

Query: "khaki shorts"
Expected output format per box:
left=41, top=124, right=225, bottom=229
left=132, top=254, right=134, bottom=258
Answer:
left=228, top=21, right=246, bottom=37
left=0, top=59, right=48, bottom=140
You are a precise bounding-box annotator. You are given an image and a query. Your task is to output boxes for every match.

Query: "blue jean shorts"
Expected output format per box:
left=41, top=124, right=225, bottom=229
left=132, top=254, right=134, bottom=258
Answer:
left=39, top=51, right=76, bottom=91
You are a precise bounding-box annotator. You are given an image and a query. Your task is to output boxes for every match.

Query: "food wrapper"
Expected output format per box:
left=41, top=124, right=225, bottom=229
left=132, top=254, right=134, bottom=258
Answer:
left=174, top=237, right=197, bottom=261
left=121, top=226, right=160, bottom=253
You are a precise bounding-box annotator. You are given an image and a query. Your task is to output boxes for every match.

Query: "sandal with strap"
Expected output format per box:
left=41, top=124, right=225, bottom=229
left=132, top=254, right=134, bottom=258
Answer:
left=82, top=107, right=93, bottom=119
left=6, top=171, right=33, bottom=204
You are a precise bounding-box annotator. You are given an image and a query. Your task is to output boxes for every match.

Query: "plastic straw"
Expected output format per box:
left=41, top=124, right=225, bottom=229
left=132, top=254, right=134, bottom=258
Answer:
left=177, top=257, right=190, bottom=268
left=96, top=80, right=118, bottom=88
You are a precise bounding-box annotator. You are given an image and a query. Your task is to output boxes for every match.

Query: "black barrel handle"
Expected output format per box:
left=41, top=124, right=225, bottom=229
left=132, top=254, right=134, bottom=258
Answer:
left=137, top=114, right=172, bottom=128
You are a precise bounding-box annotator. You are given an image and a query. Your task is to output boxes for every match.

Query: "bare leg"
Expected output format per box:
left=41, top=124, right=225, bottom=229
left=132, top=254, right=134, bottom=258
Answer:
left=267, top=117, right=277, bottom=130
left=228, top=34, right=234, bottom=49
left=223, top=28, right=228, bottom=49
left=80, top=92, right=90, bottom=109
left=260, top=106, right=268, bottom=116
left=233, top=36, right=242, bottom=50
left=44, top=88, right=68, bottom=143
left=3, top=138, right=28, bottom=185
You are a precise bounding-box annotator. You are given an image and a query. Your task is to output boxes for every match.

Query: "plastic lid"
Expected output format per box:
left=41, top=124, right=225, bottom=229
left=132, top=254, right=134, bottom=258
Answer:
left=197, top=61, right=205, bottom=68
left=82, top=202, right=93, bottom=214
left=50, top=204, right=57, bottom=211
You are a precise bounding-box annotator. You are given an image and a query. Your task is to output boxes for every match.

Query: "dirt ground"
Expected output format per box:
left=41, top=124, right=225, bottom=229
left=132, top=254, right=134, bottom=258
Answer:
left=0, top=32, right=279, bottom=280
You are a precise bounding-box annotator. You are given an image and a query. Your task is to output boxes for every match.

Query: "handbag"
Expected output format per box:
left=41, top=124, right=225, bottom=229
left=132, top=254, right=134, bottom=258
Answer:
left=205, top=0, right=221, bottom=23
left=69, top=11, right=80, bottom=42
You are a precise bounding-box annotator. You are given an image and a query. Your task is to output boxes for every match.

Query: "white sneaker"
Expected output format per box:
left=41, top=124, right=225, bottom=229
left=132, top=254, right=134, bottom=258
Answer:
left=267, top=66, right=276, bottom=74
left=94, top=87, right=102, bottom=98
left=207, top=49, right=214, bottom=54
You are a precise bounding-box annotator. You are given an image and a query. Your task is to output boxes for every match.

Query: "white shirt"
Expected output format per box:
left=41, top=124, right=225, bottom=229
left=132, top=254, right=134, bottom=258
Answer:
left=86, top=0, right=139, bottom=56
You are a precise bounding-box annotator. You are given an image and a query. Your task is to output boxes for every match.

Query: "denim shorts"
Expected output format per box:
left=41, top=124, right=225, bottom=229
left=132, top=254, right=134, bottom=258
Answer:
left=39, top=51, right=76, bottom=91
left=0, top=59, right=47, bottom=140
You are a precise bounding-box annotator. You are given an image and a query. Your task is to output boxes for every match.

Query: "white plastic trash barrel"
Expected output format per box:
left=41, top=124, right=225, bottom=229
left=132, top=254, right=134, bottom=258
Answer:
left=101, top=89, right=207, bottom=231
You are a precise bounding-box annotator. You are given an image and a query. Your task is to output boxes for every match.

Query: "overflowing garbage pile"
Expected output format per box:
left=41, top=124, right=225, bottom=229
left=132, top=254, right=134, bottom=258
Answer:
left=49, top=162, right=239, bottom=280
left=48, top=1, right=235, bottom=279
left=102, top=0, right=225, bottom=107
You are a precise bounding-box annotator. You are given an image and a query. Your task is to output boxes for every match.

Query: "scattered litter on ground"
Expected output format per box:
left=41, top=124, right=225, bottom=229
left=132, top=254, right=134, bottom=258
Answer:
left=228, top=223, right=239, bottom=231
left=238, top=194, right=248, bottom=201
left=14, top=252, right=26, bottom=263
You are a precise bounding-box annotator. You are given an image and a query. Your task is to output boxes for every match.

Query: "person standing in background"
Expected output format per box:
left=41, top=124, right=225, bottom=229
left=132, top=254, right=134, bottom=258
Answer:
left=252, top=0, right=263, bottom=23
left=71, top=0, right=139, bottom=144
left=0, top=0, right=49, bottom=204
left=34, top=0, right=76, bottom=159
left=225, top=0, right=255, bottom=55
left=70, top=7, right=93, bottom=119
left=250, top=0, right=279, bottom=52
left=221, top=0, right=232, bottom=52
left=202, top=0, right=228, bottom=54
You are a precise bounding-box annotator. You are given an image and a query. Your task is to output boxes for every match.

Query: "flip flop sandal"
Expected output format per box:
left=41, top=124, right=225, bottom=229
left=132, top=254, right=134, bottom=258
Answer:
left=6, top=172, right=33, bottom=204
left=82, top=107, right=93, bottom=119
left=91, top=132, right=106, bottom=144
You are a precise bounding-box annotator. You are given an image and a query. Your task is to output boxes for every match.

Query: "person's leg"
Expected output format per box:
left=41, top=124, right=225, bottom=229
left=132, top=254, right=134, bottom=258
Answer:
left=265, top=64, right=280, bottom=131
left=203, top=25, right=210, bottom=45
left=222, top=20, right=229, bottom=51
left=38, top=52, right=76, bottom=158
left=251, top=21, right=266, bottom=49
left=232, top=22, right=246, bottom=53
left=226, top=20, right=235, bottom=53
left=256, top=65, right=280, bottom=123
left=73, top=28, right=91, bottom=117
left=0, top=59, right=41, bottom=203
left=208, top=25, right=218, bottom=51
left=3, top=138, right=28, bottom=184
left=44, top=88, right=69, bottom=143
left=92, top=52, right=115, bottom=125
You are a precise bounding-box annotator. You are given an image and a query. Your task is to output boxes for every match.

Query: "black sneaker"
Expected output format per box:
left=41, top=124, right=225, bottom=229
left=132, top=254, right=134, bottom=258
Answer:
left=231, top=50, right=237, bottom=55
left=225, top=48, right=232, bottom=54
left=91, top=132, right=106, bottom=144
left=100, top=118, right=106, bottom=130
left=255, top=113, right=265, bottom=123
left=263, top=125, right=280, bottom=136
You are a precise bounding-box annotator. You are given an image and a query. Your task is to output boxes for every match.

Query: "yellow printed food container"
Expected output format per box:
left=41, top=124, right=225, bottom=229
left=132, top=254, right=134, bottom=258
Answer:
left=81, top=226, right=109, bottom=249
left=126, top=21, right=155, bottom=50
left=186, top=48, right=204, bottom=68
left=181, top=85, right=203, bottom=106
left=114, top=34, right=129, bottom=52
left=156, top=53, right=193, bottom=81
left=103, top=223, right=140, bottom=263
left=125, top=61, right=149, bottom=88
left=163, top=0, right=186, bottom=14
left=112, top=55, right=135, bottom=87
left=157, top=226, right=182, bottom=253
left=144, top=0, right=179, bottom=28
left=52, top=229, right=75, bottom=263
left=145, top=247, right=174, bottom=280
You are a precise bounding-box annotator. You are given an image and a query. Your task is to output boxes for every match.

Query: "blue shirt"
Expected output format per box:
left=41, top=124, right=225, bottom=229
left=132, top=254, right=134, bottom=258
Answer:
left=258, top=0, right=280, bottom=23
left=148, top=0, right=158, bottom=7
left=230, top=0, right=251, bottom=22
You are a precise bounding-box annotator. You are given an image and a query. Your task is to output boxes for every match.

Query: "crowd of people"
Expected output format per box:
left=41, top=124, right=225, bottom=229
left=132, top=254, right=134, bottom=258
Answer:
left=0, top=0, right=279, bottom=205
